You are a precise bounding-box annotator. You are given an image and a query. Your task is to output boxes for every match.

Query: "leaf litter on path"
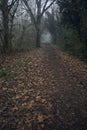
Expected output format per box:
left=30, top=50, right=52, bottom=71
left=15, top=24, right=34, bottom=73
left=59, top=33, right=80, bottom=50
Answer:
left=0, top=46, right=87, bottom=130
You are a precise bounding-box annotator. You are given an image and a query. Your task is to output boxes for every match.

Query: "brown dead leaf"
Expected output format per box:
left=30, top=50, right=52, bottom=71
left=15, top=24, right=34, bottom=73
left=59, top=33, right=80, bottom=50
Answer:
left=36, top=96, right=41, bottom=101
left=37, top=114, right=44, bottom=122
left=48, top=102, right=53, bottom=108
left=15, top=95, right=21, bottom=99
left=41, top=99, right=46, bottom=103
left=22, top=102, right=27, bottom=107
left=28, top=100, right=34, bottom=108
left=12, top=106, right=18, bottom=111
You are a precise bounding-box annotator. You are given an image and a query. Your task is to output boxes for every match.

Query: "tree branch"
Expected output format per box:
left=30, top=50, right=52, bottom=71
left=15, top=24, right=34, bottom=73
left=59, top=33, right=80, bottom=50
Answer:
left=23, top=0, right=36, bottom=26
left=9, top=0, right=18, bottom=11
left=42, top=0, right=49, bottom=13
left=41, top=0, right=56, bottom=16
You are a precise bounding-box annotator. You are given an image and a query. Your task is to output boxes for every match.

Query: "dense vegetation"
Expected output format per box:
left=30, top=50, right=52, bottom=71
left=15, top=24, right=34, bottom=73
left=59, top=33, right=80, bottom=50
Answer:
left=45, top=0, right=87, bottom=60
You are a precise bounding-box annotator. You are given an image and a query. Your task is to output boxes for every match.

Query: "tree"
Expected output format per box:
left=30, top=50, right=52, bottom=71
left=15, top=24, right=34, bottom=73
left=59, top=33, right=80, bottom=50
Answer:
left=45, top=9, right=57, bottom=44
left=56, top=0, right=87, bottom=59
left=0, top=0, right=19, bottom=53
left=23, top=0, right=56, bottom=47
left=9, top=0, right=19, bottom=49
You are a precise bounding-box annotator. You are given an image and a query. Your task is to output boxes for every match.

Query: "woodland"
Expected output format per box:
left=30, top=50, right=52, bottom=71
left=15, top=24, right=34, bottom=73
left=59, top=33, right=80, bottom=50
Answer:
left=0, top=0, right=87, bottom=130
left=0, top=0, right=87, bottom=59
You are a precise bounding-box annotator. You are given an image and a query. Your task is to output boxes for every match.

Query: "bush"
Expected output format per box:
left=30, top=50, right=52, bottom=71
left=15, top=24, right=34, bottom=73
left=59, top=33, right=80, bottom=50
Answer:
left=57, top=27, right=87, bottom=61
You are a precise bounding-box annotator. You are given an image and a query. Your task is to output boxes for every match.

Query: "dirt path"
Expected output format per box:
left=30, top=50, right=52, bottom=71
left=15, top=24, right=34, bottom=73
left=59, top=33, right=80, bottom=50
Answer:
left=0, top=45, right=87, bottom=130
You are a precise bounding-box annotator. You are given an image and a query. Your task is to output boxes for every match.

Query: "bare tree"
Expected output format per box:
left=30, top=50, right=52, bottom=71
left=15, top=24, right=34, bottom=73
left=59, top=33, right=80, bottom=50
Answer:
left=23, top=0, right=56, bottom=47
left=0, top=0, right=19, bottom=53
left=9, top=0, right=19, bottom=50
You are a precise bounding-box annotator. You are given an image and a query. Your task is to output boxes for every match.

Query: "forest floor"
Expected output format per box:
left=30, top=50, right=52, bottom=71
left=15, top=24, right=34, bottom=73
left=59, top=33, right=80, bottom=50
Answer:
left=0, top=44, right=87, bottom=130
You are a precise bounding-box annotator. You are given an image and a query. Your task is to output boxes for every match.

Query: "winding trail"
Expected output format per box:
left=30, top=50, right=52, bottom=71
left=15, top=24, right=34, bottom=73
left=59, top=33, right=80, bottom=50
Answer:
left=0, top=44, right=87, bottom=130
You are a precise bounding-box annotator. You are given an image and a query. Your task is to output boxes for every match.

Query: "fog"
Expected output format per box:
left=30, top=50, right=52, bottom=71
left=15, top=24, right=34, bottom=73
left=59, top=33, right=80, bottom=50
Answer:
left=41, top=31, right=52, bottom=44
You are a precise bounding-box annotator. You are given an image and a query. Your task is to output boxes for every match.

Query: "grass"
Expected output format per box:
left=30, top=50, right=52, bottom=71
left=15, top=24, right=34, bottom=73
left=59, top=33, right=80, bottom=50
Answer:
left=0, top=70, right=7, bottom=78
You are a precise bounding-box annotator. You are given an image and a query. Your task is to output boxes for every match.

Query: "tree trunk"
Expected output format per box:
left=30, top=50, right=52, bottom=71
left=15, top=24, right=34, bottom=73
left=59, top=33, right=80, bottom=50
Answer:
left=36, top=0, right=41, bottom=48
left=2, top=0, right=11, bottom=53
left=3, top=11, right=9, bottom=53
left=9, top=19, right=14, bottom=52
left=36, top=24, right=41, bottom=48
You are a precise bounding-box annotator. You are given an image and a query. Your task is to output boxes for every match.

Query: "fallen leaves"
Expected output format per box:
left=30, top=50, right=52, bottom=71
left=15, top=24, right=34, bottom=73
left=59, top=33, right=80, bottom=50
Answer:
left=0, top=45, right=87, bottom=130
left=28, top=100, right=35, bottom=108
left=36, top=96, right=41, bottom=101
left=12, top=105, right=19, bottom=111
left=37, top=114, right=44, bottom=122
left=41, top=99, right=46, bottom=103
left=22, top=100, right=35, bottom=109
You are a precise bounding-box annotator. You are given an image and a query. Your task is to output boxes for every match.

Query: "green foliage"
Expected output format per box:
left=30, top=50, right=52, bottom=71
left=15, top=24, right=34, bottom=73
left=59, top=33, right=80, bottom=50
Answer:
left=0, top=70, right=7, bottom=78
left=0, top=66, right=16, bottom=79
left=57, top=27, right=87, bottom=61
left=45, top=0, right=87, bottom=61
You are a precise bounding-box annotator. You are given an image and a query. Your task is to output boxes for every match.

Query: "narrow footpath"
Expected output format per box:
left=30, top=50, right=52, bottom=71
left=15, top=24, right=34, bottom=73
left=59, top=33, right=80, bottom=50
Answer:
left=0, top=45, right=87, bottom=130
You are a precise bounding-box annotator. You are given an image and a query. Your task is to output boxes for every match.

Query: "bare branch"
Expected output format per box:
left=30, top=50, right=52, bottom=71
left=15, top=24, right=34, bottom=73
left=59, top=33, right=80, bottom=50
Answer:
left=42, top=0, right=49, bottom=13
left=41, top=0, right=56, bottom=16
left=10, top=0, right=19, bottom=18
left=22, top=0, right=36, bottom=26
left=9, top=0, right=18, bottom=11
